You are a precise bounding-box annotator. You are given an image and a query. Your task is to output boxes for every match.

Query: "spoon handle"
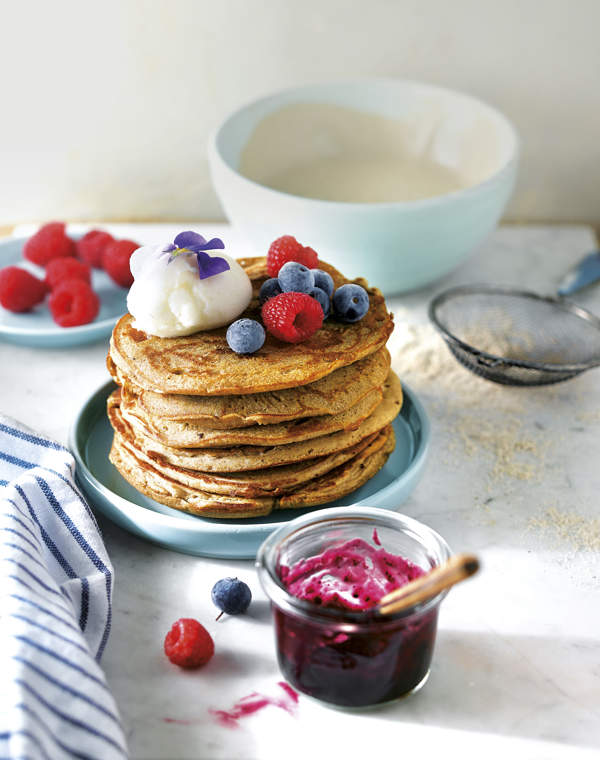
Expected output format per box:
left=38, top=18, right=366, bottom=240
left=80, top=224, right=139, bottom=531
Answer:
left=378, top=553, right=480, bottom=616
left=557, top=251, right=600, bottom=296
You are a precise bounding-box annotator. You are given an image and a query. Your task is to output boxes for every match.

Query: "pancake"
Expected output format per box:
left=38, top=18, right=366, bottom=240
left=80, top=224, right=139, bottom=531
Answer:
left=108, top=348, right=390, bottom=429
left=112, top=408, right=383, bottom=496
left=107, top=371, right=403, bottom=472
left=120, top=385, right=382, bottom=448
left=109, top=425, right=395, bottom=519
left=109, top=258, right=394, bottom=396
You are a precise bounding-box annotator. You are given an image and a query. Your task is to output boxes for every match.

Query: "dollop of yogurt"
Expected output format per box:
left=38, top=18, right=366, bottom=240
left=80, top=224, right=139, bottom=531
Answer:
left=127, top=244, right=252, bottom=337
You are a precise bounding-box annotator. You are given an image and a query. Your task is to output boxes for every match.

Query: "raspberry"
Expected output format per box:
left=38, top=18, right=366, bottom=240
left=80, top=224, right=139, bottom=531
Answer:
left=48, top=279, right=100, bottom=327
left=266, top=235, right=319, bottom=277
left=0, top=266, right=47, bottom=312
left=45, top=257, right=91, bottom=290
left=261, top=292, right=324, bottom=343
left=102, top=239, right=139, bottom=287
left=23, top=222, right=76, bottom=266
left=76, top=230, right=114, bottom=269
left=164, top=618, right=214, bottom=669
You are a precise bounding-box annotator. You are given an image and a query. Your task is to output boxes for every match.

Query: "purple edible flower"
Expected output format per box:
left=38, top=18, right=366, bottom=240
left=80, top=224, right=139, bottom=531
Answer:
left=166, top=231, right=230, bottom=280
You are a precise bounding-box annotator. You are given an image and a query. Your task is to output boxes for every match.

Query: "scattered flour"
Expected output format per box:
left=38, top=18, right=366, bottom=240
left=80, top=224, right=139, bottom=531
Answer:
left=527, top=507, right=600, bottom=553
left=389, top=317, right=552, bottom=485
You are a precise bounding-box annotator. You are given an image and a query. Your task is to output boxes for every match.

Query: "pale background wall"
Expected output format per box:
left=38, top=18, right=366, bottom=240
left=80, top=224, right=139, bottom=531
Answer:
left=1, top=0, right=598, bottom=225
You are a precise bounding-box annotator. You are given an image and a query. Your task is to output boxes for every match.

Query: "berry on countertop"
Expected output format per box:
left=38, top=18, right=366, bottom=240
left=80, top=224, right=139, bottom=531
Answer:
left=23, top=222, right=76, bottom=266
left=48, top=279, right=100, bottom=327
left=226, top=318, right=265, bottom=354
left=309, top=286, right=330, bottom=317
left=332, top=283, right=370, bottom=323
left=266, top=235, right=319, bottom=277
left=261, top=292, right=324, bottom=344
left=164, top=618, right=215, bottom=669
left=311, top=269, right=334, bottom=298
left=211, top=578, right=252, bottom=619
left=45, top=257, right=91, bottom=290
left=102, top=239, right=139, bottom=287
left=278, top=261, right=315, bottom=294
left=76, top=229, right=114, bottom=269
left=259, top=277, right=282, bottom=304
left=0, top=267, right=47, bottom=312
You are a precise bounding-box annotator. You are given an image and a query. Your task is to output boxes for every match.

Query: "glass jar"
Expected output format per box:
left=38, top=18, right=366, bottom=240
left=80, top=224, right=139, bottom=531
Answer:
left=256, top=506, right=451, bottom=708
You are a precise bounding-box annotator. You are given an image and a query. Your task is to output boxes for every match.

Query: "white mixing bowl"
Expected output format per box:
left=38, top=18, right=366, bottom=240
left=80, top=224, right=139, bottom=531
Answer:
left=208, top=80, right=519, bottom=294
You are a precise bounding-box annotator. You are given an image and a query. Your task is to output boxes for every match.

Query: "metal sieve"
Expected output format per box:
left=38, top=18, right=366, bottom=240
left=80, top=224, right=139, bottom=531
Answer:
left=428, top=282, right=600, bottom=386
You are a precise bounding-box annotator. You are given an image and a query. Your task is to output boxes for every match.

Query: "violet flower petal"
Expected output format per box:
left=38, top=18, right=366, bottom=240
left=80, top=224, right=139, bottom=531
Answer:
left=200, top=237, right=225, bottom=251
left=196, top=252, right=230, bottom=279
left=174, top=231, right=207, bottom=249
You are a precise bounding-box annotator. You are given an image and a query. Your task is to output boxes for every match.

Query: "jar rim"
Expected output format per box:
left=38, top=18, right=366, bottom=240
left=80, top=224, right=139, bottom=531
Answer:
left=255, top=506, right=452, bottom=626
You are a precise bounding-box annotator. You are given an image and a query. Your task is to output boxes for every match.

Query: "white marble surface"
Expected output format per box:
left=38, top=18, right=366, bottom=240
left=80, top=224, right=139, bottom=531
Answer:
left=2, top=224, right=600, bottom=760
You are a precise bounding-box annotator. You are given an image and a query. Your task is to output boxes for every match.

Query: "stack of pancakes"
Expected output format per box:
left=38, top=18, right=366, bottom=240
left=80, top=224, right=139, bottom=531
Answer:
left=106, top=257, right=399, bottom=519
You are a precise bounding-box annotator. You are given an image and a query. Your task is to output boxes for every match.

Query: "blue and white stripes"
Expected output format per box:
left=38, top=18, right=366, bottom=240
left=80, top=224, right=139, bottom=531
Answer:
left=0, top=416, right=127, bottom=760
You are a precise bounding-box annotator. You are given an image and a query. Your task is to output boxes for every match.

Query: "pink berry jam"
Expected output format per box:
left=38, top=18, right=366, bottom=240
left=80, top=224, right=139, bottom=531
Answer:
left=280, top=536, right=425, bottom=611
left=275, top=536, right=438, bottom=707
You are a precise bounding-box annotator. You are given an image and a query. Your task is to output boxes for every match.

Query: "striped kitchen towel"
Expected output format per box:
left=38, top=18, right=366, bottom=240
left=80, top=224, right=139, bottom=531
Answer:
left=0, top=415, right=127, bottom=760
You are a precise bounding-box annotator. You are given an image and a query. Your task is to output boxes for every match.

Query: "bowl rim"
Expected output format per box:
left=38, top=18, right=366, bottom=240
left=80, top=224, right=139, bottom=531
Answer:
left=209, top=77, right=520, bottom=211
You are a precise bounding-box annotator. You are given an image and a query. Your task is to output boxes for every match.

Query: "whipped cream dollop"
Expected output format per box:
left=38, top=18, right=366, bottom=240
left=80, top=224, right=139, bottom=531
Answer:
left=127, top=243, right=252, bottom=337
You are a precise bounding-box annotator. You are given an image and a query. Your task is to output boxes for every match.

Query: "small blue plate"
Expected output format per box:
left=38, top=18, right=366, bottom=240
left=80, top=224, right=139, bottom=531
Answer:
left=0, top=236, right=128, bottom=347
left=69, top=380, right=430, bottom=559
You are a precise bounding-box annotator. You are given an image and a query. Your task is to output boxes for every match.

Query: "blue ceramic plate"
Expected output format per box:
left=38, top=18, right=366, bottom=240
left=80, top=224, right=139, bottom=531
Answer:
left=0, top=236, right=128, bottom=347
left=70, top=380, right=430, bottom=559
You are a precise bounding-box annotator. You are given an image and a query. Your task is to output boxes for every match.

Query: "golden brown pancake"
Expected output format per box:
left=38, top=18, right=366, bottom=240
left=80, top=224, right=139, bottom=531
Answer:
left=107, top=371, right=403, bottom=472
left=108, top=347, right=390, bottom=429
left=112, top=412, right=383, bottom=497
left=109, top=258, right=393, bottom=396
left=120, top=385, right=382, bottom=448
left=109, top=426, right=395, bottom=519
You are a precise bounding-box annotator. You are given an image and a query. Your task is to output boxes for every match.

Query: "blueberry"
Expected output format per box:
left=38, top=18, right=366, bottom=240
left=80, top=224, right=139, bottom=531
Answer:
left=226, top=319, right=265, bottom=354
left=278, top=261, right=315, bottom=294
left=259, top=277, right=282, bottom=304
left=211, top=577, right=252, bottom=618
left=309, top=286, right=330, bottom=317
left=311, top=269, right=334, bottom=298
left=332, top=284, right=370, bottom=323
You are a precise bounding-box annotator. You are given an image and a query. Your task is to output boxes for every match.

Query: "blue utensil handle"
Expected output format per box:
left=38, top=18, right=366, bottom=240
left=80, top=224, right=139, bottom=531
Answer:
left=557, top=251, right=600, bottom=296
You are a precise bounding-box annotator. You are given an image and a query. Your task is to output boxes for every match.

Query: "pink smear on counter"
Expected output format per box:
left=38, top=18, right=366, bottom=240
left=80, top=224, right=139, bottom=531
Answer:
left=209, top=682, right=299, bottom=728
left=279, top=536, right=424, bottom=611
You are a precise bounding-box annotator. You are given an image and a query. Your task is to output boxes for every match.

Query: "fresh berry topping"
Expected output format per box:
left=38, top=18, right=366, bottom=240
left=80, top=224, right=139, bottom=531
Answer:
left=48, top=279, right=100, bottom=327
left=45, top=257, right=91, bottom=290
left=102, top=239, right=139, bottom=287
left=311, top=269, right=334, bottom=298
left=0, top=267, right=47, bottom=312
left=211, top=578, right=252, bottom=618
left=226, top=318, right=265, bottom=354
left=261, top=292, right=324, bottom=343
left=309, top=286, right=330, bottom=317
left=333, top=283, right=370, bottom=323
left=164, top=618, right=214, bottom=669
left=259, top=277, right=282, bottom=304
left=278, top=261, right=315, bottom=294
left=76, top=230, right=114, bottom=269
left=23, top=222, right=76, bottom=267
left=266, top=235, right=319, bottom=277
